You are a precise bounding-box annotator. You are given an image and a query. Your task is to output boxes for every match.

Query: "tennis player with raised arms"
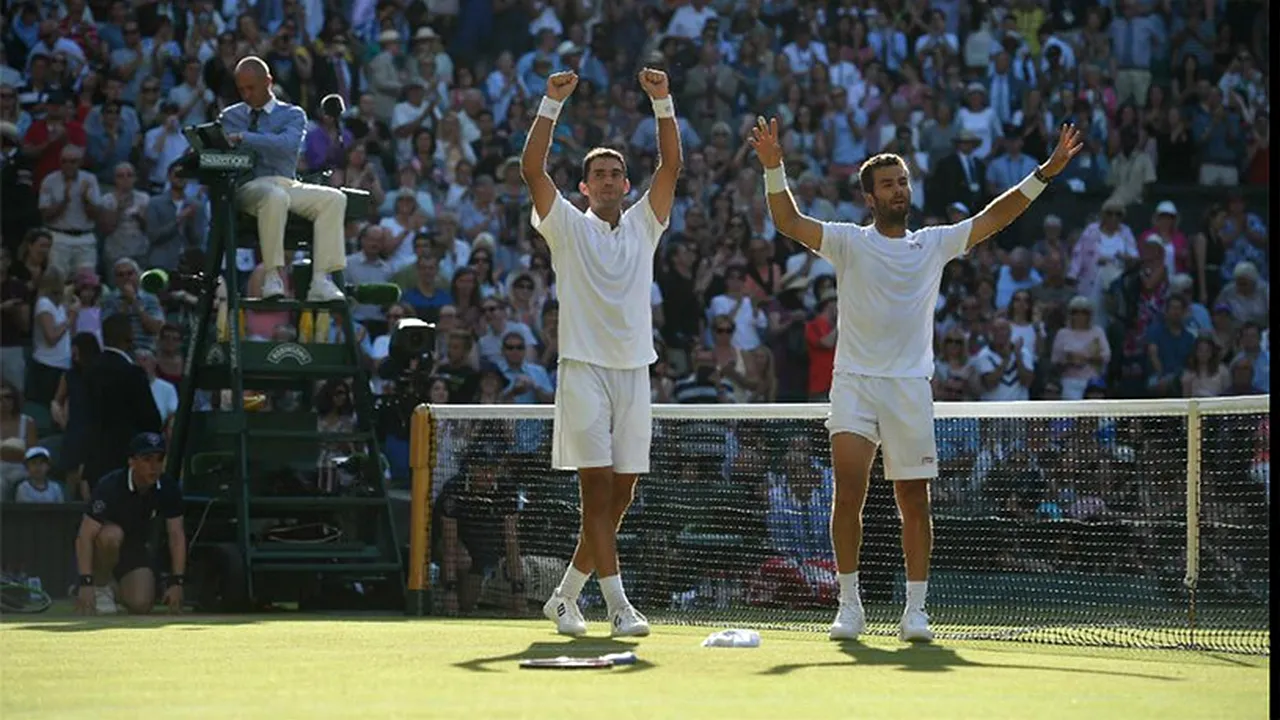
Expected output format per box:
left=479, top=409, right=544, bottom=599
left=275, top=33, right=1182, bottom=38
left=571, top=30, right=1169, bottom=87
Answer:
left=750, top=118, right=1083, bottom=642
left=521, top=68, right=682, bottom=637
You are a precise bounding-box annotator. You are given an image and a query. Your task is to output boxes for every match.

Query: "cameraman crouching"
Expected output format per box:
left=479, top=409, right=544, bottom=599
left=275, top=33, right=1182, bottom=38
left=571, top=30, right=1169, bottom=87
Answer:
left=74, top=433, right=186, bottom=615
left=433, top=444, right=525, bottom=615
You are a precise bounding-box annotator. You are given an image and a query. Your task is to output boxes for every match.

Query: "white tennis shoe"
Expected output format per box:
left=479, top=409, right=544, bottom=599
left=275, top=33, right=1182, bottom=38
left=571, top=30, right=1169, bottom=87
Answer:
left=307, top=276, right=345, bottom=302
left=542, top=591, right=587, bottom=637
left=899, top=609, right=934, bottom=643
left=610, top=605, right=650, bottom=637
left=261, top=271, right=287, bottom=299
left=829, top=598, right=866, bottom=640
left=94, top=585, right=119, bottom=615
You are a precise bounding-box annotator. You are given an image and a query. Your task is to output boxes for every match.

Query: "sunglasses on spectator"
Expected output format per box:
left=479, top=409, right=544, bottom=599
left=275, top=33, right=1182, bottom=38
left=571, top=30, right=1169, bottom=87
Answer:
left=504, top=343, right=525, bottom=351
left=483, top=305, right=501, bottom=313
left=472, top=255, right=491, bottom=263
left=514, top=280, right=533, bottom=289
left=715, top=326, right=734, bottom=334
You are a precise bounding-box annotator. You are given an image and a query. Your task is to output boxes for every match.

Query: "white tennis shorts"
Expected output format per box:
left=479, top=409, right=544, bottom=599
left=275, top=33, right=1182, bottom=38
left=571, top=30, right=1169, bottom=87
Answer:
left=551, top=359, right=652, bottom=474
left=827, top=372, right=938, bottom=481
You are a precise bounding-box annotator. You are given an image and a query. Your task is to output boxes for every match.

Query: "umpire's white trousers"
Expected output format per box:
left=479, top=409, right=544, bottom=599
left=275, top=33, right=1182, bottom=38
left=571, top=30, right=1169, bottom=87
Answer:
left=236, top=176, right=347, bottom=274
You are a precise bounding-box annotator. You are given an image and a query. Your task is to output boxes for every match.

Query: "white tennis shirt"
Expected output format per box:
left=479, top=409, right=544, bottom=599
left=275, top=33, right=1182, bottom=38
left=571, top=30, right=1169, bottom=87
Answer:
left=531, top=192, right=667, bottom=370
left=819, top=218, right=973, bottom=378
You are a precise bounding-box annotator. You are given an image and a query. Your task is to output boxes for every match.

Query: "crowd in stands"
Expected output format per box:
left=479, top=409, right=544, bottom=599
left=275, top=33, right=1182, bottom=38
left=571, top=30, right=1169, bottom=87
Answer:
left=0, top=0, right=1271, bottom=503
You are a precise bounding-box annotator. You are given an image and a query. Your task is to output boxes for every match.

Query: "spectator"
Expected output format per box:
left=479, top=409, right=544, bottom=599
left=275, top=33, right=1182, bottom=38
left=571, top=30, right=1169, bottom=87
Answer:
left=1146, top=295, right=1197, bottom=398
left=0, top=380, right=39, bottom=498
left=803, top=290, right=837, bottom=402
left=476, top=297, right=535, bottom=366
left=496, top=330, right=553, bottom=405
left=315, top=380, right=357, bottom=493
left=38, top=143, right=100, bottom=276
left=474, top=362, right=510, bottom=404
left=1192, top=203, right=1229, bottom=307
left=707, top=265, right=767, bottom=351
left=1069, top=200, right=1137, bottom=317
left=29, top=268, right=75, bottom=404
left=1206, top=303, right=1237, bottom=361
left=1052, top=296, right=1111, bottom=400
left=1181, top=336, right=1229, bottom=398
left=22, top=91, right=87, bottom=188
left=0, top=248, right=31, bottom=390
left=1141, top=201, right=1190, bottom=279
left=1234, top=323, right=1270, bottom=393
left=135, top=349, right=178, bottom=436
left=142, top=162, right=207, bottom=271
left=345, top=226, right=395, bottom=324
left=994, top=248, right=1042, bottom=311
left=1225, top=355, right=1263, bottom=396
left=1005, top=289, right=1045, bottom=359
left=1104, top=126, right=1156, bottom=208
left=13, top=446, right=64, bottom=503
left=970, top=318, right=1036, bottom=402
left=100, top=257, right=165, bottom=352
left=51, top=331, right=100, bottom=500
left=674, top=347, right=733, bottom=404
left=708, top=314, right=761, bottom=404
left=1215, top=261, right=1268, bottom=329
left=97, top=162, right=150, bottom=271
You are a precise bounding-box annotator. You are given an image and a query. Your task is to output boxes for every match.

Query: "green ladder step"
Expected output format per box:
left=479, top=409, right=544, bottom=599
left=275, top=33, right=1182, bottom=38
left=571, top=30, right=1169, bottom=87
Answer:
left=249, top=496, right=389, bottom=509
left=249, top=562, right=402, bottom=574
left=250, top=544, right=382, bottom=560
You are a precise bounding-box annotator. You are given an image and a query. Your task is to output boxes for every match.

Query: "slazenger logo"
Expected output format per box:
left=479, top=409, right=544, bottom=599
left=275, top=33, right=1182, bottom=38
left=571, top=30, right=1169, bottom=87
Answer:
left=205, top=345, right=225, bottom=364
left=266, top=343, right=313, bottom=366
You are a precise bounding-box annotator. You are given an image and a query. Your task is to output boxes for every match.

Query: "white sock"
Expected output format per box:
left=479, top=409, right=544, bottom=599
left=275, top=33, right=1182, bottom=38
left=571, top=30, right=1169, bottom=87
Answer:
left=905, top=580, right=928, bottom=613
left=837, top=572, right=861, bottom=604
left=556, top=566, right=590, bottom=601
left=598, top=574, right=630, bottom=614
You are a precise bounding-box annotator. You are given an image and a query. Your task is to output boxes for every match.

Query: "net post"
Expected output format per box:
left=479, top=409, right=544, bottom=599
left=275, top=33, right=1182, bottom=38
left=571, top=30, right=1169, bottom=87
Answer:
left=406, top=403, right=435, bottom=616
left=1183, top=399, right=1202, bottom=648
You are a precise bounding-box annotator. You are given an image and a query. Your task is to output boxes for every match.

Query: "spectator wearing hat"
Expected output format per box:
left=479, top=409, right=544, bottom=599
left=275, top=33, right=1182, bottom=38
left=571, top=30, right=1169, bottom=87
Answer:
left=366, top=30, right=404, bottom=122
left=1051, top=296, right=1110, bottom=400
left=1140, top=201, right=1190, bottom=279
left=957, top=82, right=1002, bottom=159
left=391, top=77, right=435, bottom=164
left=13, top=446, right=64, bottom=503
left=74, top=431, right=185, bottom=615
left=1067, top=200, right=1137, bottom=320
left=38, top=144, right=100, bottom=276
left=1215, top=262, right=1268, bottom=329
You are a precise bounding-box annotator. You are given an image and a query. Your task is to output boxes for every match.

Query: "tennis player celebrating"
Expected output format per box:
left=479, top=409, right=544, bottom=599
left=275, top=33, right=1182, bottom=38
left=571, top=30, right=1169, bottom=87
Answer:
left=750, top=118, right=1082, bottom=642
left=521, top=68, right=682, bottom=637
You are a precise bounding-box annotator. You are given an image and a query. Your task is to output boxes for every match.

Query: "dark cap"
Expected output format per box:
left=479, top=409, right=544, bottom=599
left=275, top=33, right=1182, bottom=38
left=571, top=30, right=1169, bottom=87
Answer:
left=130, top=432, right=167, bottom=457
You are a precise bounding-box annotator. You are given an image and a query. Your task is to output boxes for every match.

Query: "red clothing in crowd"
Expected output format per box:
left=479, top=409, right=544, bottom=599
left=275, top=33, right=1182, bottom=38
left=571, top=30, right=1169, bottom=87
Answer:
left=804, top=314, right=836, bottom=397
left=23, top=119, right=87, bottom=188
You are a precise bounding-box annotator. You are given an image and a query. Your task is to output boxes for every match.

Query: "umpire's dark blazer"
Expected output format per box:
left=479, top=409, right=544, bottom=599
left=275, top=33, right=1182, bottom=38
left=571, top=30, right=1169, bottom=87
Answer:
left=83, top=347, right=163, bottom=485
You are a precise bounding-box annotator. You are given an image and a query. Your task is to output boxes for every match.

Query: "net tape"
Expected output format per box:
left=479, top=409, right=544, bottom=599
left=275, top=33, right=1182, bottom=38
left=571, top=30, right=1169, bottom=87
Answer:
left=425, top=396, right=1269, bottom=654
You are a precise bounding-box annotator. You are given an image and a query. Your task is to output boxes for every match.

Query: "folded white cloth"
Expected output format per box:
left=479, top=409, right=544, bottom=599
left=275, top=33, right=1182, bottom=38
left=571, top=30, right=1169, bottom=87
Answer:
left=701, top=629, right=761, bottom=648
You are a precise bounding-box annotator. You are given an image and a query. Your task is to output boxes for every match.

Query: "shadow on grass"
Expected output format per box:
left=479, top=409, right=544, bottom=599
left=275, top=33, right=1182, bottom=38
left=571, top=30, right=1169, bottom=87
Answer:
left=456, top=637, right=654, bottom=673
left=761, top=640, right=1179, bottom=680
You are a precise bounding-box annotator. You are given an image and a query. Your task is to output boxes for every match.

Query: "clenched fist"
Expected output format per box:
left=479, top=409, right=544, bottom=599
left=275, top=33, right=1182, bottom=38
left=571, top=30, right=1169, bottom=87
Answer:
left=545, top=71, right=579, bottom=101
left=638, top=67, right=669, bottom=99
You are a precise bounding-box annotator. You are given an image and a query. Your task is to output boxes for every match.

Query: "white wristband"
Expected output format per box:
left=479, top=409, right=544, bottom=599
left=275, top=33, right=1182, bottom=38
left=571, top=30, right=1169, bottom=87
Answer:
left=652, top=96, right=675, bottom=119
left=1017, top=171, right=1048, bottom=200
left=763, top=165, right=787, bottom=194
left=537, top=96, right=563, bottom=121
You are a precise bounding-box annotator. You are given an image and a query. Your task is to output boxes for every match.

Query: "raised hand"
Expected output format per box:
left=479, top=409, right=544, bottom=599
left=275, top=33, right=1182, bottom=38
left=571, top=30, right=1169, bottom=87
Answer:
left=545, top=71, right=579, bottom=101
left=1041, top=123, right=1085, bottom=178
left=747, top=116, right=783, bottom=169
left=637, top=67, right=670, bottom=99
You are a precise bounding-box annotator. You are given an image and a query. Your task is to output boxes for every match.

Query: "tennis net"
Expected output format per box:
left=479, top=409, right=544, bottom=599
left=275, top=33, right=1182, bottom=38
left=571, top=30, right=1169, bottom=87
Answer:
left=406, top=396, right=1270, bottom=655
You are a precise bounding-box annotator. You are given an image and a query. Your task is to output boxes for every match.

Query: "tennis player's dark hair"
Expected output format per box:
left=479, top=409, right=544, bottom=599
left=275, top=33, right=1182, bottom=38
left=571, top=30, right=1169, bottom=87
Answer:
left=582, top=147, right=627, bottom=178
left=858, top=153, right=908, bottom=194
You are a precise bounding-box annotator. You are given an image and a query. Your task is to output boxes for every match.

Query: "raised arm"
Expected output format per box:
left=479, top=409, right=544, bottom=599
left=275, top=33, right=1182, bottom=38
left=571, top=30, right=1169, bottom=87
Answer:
left=638, top=68, right=683, bottom=225
left=748, top=117, right=823, bottom=251
left=519, top=71, right=579, bottom=222
left=965, top=123, right=1084, bottom=251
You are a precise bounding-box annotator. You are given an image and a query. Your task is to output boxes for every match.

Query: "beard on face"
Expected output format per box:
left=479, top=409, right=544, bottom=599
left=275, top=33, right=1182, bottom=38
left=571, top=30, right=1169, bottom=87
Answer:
left=873, top=196, right=910, bottom=226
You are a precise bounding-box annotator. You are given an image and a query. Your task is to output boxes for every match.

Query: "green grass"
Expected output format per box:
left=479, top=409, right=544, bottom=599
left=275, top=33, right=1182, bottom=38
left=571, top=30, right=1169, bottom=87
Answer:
left=1, top=613, right=1269, bottom=719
